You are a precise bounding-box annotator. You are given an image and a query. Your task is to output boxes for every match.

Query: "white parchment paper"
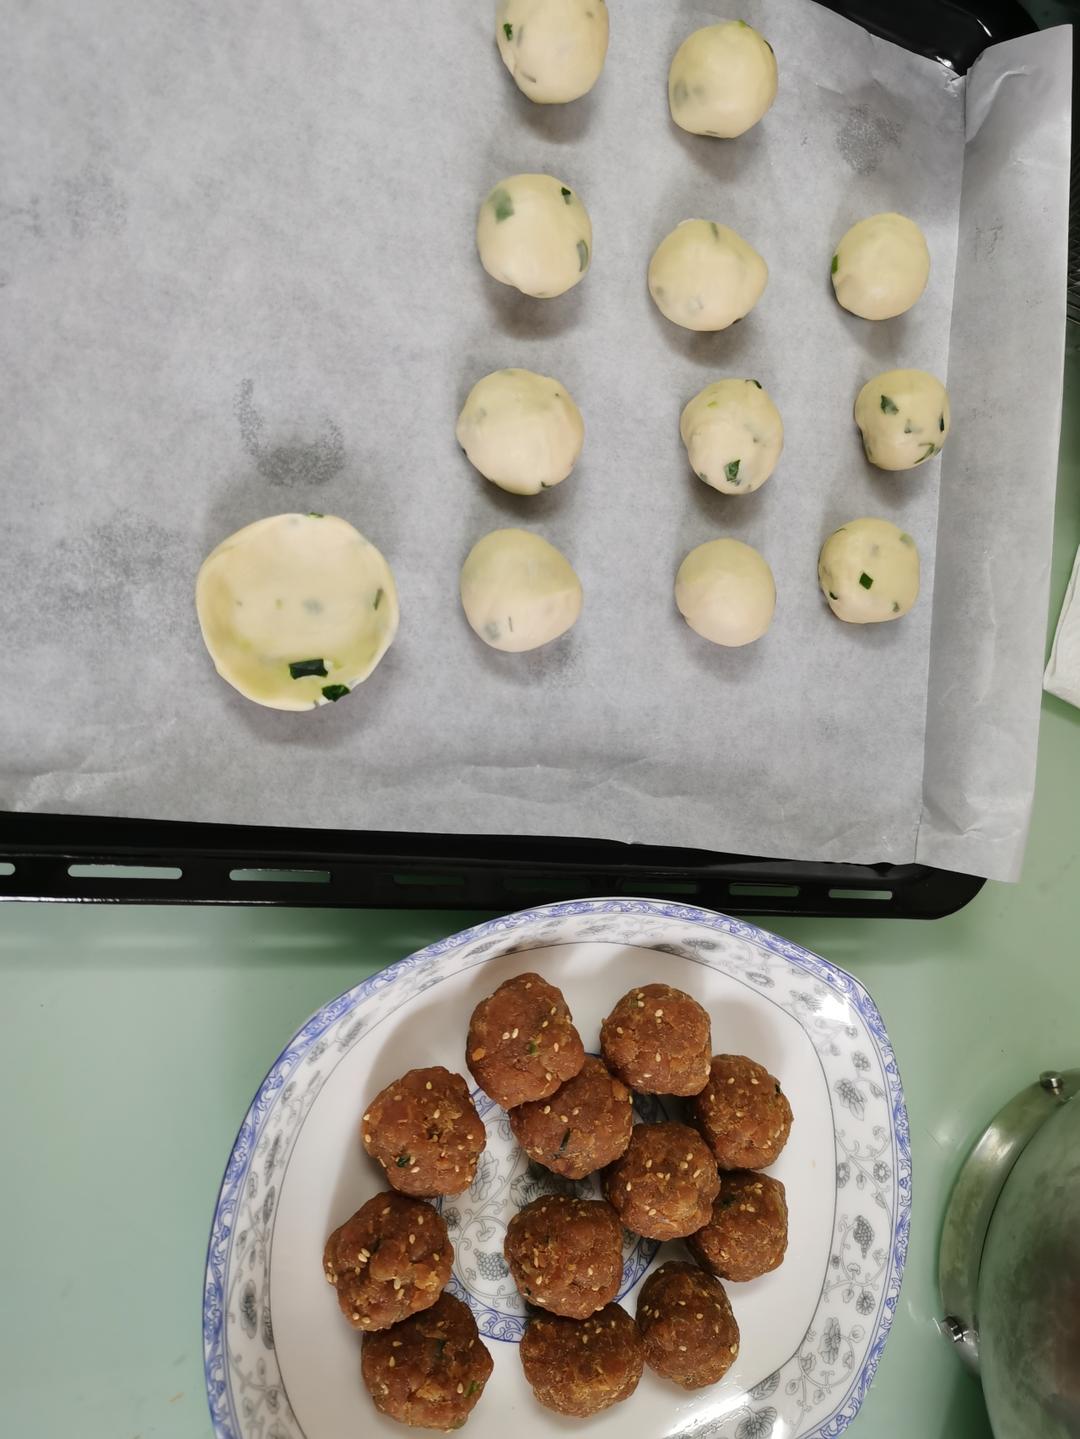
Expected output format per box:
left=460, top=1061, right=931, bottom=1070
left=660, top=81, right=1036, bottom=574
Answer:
left=0, top=1, right=1070, bottom=881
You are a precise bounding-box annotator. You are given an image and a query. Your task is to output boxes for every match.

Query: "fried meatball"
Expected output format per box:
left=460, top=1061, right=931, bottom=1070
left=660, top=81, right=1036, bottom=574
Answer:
left=323, top=1192, right=451, bottom=1332
left=688, top=1171, right=789, bottom=1282
left=504, top=1195, right=623, bottom=1319
left=602, top=1122, right=720, bottom=1241
left=466, top=973, right=585, bottom=1109
left=508, top=1056, right=633, bottom=1179
left=362, top=1067, right=486, bottom=1198
left=361, top=1292, right=493, bottom=1431
left=520, top=1304, right=644, bottom=1417
left=692, top=1054, right=793, bottom=1169
left=637, top=1261, right=740, bottom=1389
left=600, top=984, right=711, bottom=1096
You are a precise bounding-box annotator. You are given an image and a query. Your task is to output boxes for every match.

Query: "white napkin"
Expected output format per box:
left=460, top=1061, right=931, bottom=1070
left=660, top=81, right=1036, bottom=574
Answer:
left=1045, top=545, right=1080, bottom=708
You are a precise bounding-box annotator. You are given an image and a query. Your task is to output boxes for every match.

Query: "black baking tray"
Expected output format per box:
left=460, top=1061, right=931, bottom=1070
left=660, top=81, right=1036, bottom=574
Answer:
left=0, top=0, right=1042, bottom=919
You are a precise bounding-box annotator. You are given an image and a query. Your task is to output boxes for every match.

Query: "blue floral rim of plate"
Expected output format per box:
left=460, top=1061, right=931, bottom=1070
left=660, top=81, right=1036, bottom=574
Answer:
left=203, top=898, right=911, bottom=1439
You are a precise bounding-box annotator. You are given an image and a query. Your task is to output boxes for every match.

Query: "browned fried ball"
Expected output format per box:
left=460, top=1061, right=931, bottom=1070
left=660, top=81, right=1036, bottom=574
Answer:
left=602, top=1122, right=720, bottom=1241
left=519, top=1303, right=644, bottom=1417
left=692, top=1054, right=794, bottom=1170
left=637, top=1261, right=740, bottom=1389
left=504, top=1194, right=623, bottom=1319
left=466, top=973, right=585, bottom=1109
left=688, top=1171, right=789, bottom=1282
left=600, top=983, right=712, bottom=1096
left=362, top=1066, right=486, bottom=1198
left=508, top=1056, right=634, bottom=1180
left=323, top=1192, right=452, bottom=1332
left=361, top=1291, right=493, bottom=1431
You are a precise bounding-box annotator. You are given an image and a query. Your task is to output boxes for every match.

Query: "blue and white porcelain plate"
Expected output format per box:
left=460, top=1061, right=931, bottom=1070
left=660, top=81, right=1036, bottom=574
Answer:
left=204, top=900, right=909, bottom=1439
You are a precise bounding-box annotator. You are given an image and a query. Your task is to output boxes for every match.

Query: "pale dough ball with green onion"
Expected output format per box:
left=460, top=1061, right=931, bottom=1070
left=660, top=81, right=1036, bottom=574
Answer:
left=675, top=539, right=775, bottom=647
left=831, top=213, right=930, bottom=320
left=648, top=220, right=767, bottom=331
left=456, top=369, right=584, bottom=495
left=680, top=378, right=783, bottom=495
left=477, top=174, right=592, bottom=299
left=460, top=529, right=582, bottom=652
left=496, top=0, right=609, bottom=104
left=668, top=21, right=777, bottom=138
left=854, top=368, right=950, bottom=471
left=195, top=513, right=398, bottom=710
left=818, top=518, right=919, bottom=624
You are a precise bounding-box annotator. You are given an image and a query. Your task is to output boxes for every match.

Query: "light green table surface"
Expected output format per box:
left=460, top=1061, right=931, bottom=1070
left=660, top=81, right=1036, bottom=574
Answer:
left=3, top=216, right=1079, bottom=1439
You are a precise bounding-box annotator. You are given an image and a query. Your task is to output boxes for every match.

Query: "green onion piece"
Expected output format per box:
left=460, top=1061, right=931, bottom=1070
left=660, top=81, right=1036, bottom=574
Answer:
left=374, top=587, right=385, bottom=610
left=396, top=1154, right=412, bottom=1168
left=918, top=443, right=937, bottom=462
left=560, top=186, right=572, bottom=203
left=491, top=187, right=514, bottom=222
left=710, top=221, right=720, bottom=240
left=576, top=239, right=589, bottom=271
left=503, top=22, right=512, bottom=39
left=322, top=684, right=349, bottom=703
left=289, top=658, right=327, bottom=679
left=307, top=511, right=324, bottom=518
left=899, top=532, right=914, bottom=547
left=831, top=254, right=839, bottom=275
left=828, top=591, right=839, bottom=600
left=939, top=414, right=946, bottom=432
left=527, top=1040, right=539, bottom=1055
left=749, top=379, right=762, bottom=388
left=558, top=1128, right=572, bottom=1153
left=880, top=395, right=898, bottom=415
left=725, top=459, right=741, bottom=484
left=859, top=573, right=873, bottom=590
left=892, top=601, right=901, bottom=613
left=466, top=1381, right=481, bottom=1397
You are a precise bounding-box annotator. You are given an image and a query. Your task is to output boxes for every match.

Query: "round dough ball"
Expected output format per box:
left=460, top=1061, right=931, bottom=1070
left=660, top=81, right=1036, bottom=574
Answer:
left=675, top=539, right=776, bottom=647
left=456, top=369, right=584, bottom=495
left=477, top=173, right=592, bottom=299
left=195, top=513, right=398, bottom=711
left=461, top=529, right=582, bottom=653
left=854, top=368, right=950, bottom=471
left=832, top=213, right=930, bottom=320
left=818, top=517, right=920, bottom=624
left=496, top=0, right=609, bottom=104
left=668, top=21, right=778, bottom=138
left=680, top=378, right=783, bottom=495
left=648, top=220, right=767, bottom=332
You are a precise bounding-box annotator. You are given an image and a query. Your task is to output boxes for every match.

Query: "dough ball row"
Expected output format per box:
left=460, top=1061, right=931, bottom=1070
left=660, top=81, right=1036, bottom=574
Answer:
left=493, top=5, right=777, bottom=140
left=477, top=178, right=929, bottom=329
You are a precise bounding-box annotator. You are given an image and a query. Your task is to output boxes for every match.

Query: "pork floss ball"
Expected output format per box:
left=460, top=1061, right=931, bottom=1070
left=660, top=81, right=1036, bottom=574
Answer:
left=668, top=20, right=778, bottom=138
left=456, top=369, right=584, bottom=495
left=648, top=220, right=767, bottom=332
left=477, top=174, right=592, bottom=299
left=496, top=0, right=610, bottom=104
left=832, top=213, right=930, bottom=320
left=818, top=518, right=920, bottom=624
left=680, top=378, right=783, bottom=495
left=461, top=528, right=582, bottom=652
left=854, top=369, right=950, bottom=471
left=675, top=539, right=776, bottom=647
